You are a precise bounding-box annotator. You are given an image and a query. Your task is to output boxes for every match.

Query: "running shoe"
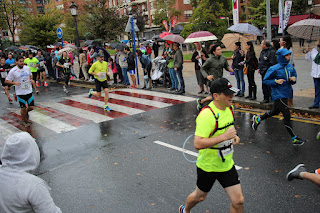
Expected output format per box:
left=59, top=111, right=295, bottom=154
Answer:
left=63, top=85, right=68, bottom=94
left=13, top=94, right=17, bottom=102
left=286, top=164, right=306, bottom=181
left=251, top=115, right=261, bottom=130
left=88, top=89, right=93, bottom=98
left=35, top=90, right=39, bottom=94
left=36, top=81, right=40, bottom=87
left=8, top=97, right=13, bottom=104
left=196, top=98, right=202, bottom=112
left=44, top=82, right=48, bottom=87
left=292, top=136, right=306, bottom=146
left=315, top=168, right=320, bottom=174
left=104, top=105, right=111, bottom=111
left=130, top=85, right=135, bottom=89
left=179, top=205, right=185, bottom=213
left=134, top=85, right=138, bottom=88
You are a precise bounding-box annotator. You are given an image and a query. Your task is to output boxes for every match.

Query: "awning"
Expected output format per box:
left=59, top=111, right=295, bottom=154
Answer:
left=271, top=14, right=320, bottom=26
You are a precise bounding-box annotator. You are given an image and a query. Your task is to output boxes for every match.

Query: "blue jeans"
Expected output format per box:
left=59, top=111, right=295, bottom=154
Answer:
left=169, top=68, right=178, bottom=89
left=313, top=78, right=320, bottom=107
left=122, top=67, right=130, bottom=85
left=176, top=66, right=185, bottom=92
left=234, top=68, right=245, bottom=95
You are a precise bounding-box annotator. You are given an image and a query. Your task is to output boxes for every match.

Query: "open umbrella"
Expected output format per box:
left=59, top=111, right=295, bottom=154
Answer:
left=287, top=19, right=320, bottom=41
left=109, top=42, right=119, bottom=49
left=221, top=33, right=249, bottom=50
left=115, top=43, right=128, bottom=51
left=228, top=23, right=262, bottom=36
left=159, top=32, right=173, bottom=38
left=5, top=46, right=19, bottom=51
left=184, top=31, right=218, bottom=43
left=57, top=47, right=74, bottom=56
left=162, top=34, right=185, bottom=43
left=312, top=4, right=320, bottom=16
left=64, top=44, right=77, bottom=49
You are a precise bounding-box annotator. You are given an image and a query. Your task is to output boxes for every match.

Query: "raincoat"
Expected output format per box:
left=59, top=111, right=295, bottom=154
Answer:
left=0, top=132, right=62, bottom=213
left=263, top=48, right=297, bottom=101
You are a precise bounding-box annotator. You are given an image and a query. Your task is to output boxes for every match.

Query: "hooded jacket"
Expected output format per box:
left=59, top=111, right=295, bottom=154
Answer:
left=263, top=48, right=297, bottom=101
left=0, top=132, right=62, bottom=213
left=200, top=54, right=230, bottom=80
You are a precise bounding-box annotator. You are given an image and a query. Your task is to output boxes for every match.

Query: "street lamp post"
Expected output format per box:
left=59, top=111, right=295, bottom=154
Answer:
left=70, top=2, right=80, bottom=48
left=308, top=0, right=313, bottom=18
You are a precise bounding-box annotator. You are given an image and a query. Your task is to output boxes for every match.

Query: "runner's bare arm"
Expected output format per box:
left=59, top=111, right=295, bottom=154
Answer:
left=194, top=127, right=237, bottom=150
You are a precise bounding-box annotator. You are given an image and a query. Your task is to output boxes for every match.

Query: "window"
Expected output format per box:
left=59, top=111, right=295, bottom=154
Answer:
left=184, top=10, right=192, bottom=19
left=36, top=0, right=43, bottom=4
left=56, top=4, right=64, bottom=10
left=183, top=0, right=190, bottom=4
left=2, top=31, right=9, bottom=37
left=37, top=6, right=44, bottom=13
left=150, top=2, right=154, bottom=10
left=20, top=0, right=26, bottom=3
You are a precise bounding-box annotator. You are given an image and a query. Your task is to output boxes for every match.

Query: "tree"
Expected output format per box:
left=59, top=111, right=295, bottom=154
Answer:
left=180, top=0, right=229, bottom=40
left=248, top=0, right=266, bottom=29
left=83, top=0, right=127, bottom=41
left=62, top=13, right=87, bottom=42
left=0, top=0, right=26, bottom=43
left=153, top=0, right=181, bottom=31
left=19, top=9, right=62, bottom=48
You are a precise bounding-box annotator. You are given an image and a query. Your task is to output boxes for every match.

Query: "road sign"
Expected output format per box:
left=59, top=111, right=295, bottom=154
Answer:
left=125, top=17, right=139, bottom=33
left=57, top=28, right=63, bottom=39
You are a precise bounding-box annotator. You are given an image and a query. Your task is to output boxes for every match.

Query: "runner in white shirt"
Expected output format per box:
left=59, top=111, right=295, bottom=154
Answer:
left=5, top=56, right=36, bottom=126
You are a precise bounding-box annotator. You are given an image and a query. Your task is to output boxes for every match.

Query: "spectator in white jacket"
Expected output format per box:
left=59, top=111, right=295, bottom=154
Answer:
left=0, top=132, right=62, bottom=213
left=306, top=42, right=320, bottom=109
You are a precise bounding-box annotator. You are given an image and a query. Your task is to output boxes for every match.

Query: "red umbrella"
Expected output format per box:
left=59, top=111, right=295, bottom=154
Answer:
left=184, top=31, right=218, bottom=43
left=159, top=31, right=173, bottom=38
left=162, top=34, right=185, bottom=43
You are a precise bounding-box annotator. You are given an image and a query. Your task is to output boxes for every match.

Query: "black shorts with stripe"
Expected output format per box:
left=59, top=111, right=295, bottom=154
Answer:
left=17, top=93, right=35, bottom=108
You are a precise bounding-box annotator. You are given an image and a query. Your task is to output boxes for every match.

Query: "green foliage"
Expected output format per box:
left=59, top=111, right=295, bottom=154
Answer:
left=62, top=13, right=87, bottom=42
left=248, top=0, right=266, bottom=29
left=180, top=0, right=230, bottom=40
left=153, top=0, right=181, bottom=31
left=251, top=0, right=309, bottom=15
left=83, top=0, right=127, bottom=41
left=19, top=9, right=62, bottom=48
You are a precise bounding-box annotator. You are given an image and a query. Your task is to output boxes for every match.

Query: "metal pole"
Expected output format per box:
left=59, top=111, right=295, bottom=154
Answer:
left=131, top=17, right=140, bottom=85
left=266, top=0, right=272, bottom=41
left=74, top=16, right=80, bottom=48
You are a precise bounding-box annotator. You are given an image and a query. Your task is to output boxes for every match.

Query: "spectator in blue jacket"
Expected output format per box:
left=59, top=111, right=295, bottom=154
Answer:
left=137, top=49, right=152, bottom=89
left=251, top=48, right=305, bottom=146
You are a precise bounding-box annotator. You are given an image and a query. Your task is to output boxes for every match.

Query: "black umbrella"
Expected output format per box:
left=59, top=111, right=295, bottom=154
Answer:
left=115, top=43, right=128, bottom=51
left=171, top=25, right=183, bottom=34
left=5, top=46, right=19, bottom=51
left=109, top=42, right=119, bottom=49
left=54, top=42, right=63, bottom=47
left=84, top=40, right=102, bottom=47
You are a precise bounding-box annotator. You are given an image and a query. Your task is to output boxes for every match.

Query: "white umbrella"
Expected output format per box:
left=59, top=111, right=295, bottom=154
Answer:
left=162, top=34, right=185, bottom=43
left=228, top=23, right=262, bottom=36
left=287, top=19, right=320, bottom=40
left=57, top=47, right=74, bottom=56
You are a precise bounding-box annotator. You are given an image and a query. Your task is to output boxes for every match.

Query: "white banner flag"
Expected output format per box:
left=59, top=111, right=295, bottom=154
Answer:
left=283, top=0, right=293, bottom=29
left=233, top=0, right=239, bottom=25
left=278, top=0, right=284, bottom=34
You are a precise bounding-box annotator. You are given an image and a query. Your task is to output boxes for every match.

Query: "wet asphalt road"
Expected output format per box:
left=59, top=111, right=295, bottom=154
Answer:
left=1, top=82, right=320, bottom=213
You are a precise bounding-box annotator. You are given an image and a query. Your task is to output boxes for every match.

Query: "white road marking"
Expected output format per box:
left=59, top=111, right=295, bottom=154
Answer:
left=154, top=140, right=242, bottom=170
left=8, top=108, right=77, bottom=134
left=117, top=88, right=196, bottom=102
left=39, top=102, right=113, bottom=123
left=68, top=96, right=145, bottom=115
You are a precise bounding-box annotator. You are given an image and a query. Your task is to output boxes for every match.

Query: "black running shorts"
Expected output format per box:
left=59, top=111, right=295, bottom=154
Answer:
left=17, top=93, right=34, bottom=108
left=37, top=68, right=45, bottom=73
left=196, top=166, right=240, bottom=192
left=1, top=77, right=8, bottom=87
left=94, top=79, right=108, bottom=92
left=32, top=72, right=37, bottom=81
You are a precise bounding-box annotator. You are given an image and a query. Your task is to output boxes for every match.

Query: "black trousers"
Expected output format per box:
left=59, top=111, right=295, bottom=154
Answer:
left=261, top=72, right=271, bottom=101
left=261, top=98, right=295, bottom=137
left=113, top=73, right=118, bottom=84
left=247, top=68, right=256, bottom=88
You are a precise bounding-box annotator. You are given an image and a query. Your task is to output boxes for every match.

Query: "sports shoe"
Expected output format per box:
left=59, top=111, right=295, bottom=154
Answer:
left=63, top=85, right=68, bottom=94
left=36, top=81, right=40, bottom=87
left=88, top=89, right=93, bottom=98
left=179, top=205, right=185, bottom=213
left=252, top=115, right=261, bottom=130
left=104, top=105, right=111, bottom=111
left=292, top=136, right=305, bottom=146
left=8, top=97, right=13, bottom=104
left=196, top=98, right=202, bottom=112
left=35, top=90, right=39, bottom=94
left=315, top=168, right=320, bottom=174
left=286, top=164, right=306, bottom=181
left=44, top=82, right=48, bottom=87
left=134, top=85, right=138, bottom=88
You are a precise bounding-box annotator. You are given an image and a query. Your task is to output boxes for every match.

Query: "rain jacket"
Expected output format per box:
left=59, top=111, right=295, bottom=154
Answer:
left=263, top=48, right=297, bottom=101
left=0, top=132, right=62, bottom=213
left=258, top=46, right=277, bottom=75
left=200, top=54, right=230, bottom=80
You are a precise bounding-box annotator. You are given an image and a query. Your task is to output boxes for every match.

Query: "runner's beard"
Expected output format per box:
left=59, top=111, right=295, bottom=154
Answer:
left=18, top=64, right=24, bottom=69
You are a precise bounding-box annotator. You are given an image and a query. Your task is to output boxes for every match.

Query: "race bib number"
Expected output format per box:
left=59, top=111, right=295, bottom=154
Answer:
left=217, top=139, right=233, bottom=157
left=29, top=63, right=34, bottom=67
left=21, top=80, right=30, bottom=89
left=40, top=61, right=44, bottom=67
left=98, top=72, right=106, bottom=80
left=0, top=71, right=7, bottom=78
left=64, top=63, right=69, bottom=68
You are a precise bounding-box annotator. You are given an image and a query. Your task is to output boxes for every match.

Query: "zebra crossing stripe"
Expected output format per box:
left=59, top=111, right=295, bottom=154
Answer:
left=110, top=91, right=186, bottom=105
left=118, top=89, right=196, bottom=102
left=8, top=108, right=77, bottom=134
left=0, top=118, right=22, bottom=139
left=39, top=102, right=113, bottom=123
left=68, top=96, right=145, bottom=115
